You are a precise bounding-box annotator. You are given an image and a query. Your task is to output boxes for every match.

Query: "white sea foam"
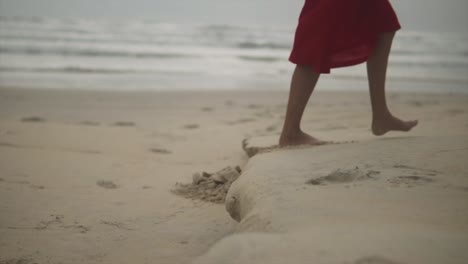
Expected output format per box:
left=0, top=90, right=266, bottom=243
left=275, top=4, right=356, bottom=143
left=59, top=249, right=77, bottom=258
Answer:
left=0, top=16, right=467, bottom=91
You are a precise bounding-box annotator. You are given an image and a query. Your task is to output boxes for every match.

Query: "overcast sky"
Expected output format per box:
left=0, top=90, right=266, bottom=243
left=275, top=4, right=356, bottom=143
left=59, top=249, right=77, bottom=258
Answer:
left=1, top=0, right=467, bottom=33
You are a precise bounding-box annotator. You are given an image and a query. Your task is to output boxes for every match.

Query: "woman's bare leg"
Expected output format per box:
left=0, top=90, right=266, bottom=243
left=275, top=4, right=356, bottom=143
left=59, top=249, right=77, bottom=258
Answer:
left=279, top=65, right=324, bottom=147
left=367, top=31, right=418, bottom=136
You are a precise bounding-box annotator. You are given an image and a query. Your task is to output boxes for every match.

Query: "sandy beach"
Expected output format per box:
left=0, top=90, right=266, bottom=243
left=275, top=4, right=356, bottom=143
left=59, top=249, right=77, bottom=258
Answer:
left=1, top=87, right=467, bottom=264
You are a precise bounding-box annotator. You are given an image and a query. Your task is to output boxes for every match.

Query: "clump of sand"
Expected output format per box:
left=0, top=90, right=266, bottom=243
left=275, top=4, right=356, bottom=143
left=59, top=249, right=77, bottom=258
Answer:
left=172, top=166, right=241, bottom=203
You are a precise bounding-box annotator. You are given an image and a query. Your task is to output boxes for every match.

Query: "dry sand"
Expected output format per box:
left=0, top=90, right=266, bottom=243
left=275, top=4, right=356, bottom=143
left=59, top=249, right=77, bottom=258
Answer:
left=0, top=87, right=467, bottom=264
left=200, top=135, right=468, bottom=264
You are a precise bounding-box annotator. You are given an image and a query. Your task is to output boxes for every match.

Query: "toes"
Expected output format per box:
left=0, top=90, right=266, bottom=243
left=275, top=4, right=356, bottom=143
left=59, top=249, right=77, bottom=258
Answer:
left=405, top=120, right=418, bottom=130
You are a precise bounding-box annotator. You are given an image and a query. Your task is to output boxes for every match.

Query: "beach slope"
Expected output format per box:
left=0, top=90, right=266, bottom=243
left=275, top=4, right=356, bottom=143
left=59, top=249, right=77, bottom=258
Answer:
left=197, top=134, right=468, bottom=264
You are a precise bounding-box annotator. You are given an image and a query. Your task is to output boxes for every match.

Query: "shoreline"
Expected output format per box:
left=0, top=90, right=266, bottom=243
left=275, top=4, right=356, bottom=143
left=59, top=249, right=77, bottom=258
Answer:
left=2, top=71, right=468, bottom=94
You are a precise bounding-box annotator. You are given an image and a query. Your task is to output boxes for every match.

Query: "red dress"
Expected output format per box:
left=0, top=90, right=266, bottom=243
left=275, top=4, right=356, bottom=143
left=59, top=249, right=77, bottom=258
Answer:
left=289, top=0, right=401, bottom=73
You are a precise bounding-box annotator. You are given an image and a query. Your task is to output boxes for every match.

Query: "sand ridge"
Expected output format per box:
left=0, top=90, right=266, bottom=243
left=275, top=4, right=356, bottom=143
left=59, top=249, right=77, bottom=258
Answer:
left=195, top=134, right=468, bottom=264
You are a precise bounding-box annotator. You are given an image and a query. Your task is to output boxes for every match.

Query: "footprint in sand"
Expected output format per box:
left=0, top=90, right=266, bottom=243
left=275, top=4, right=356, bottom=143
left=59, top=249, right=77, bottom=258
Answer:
left=1, top=178, right=45, bottom=190
left=30, top=184, right=45, bottom=190
left=96, top=180, right=119, bottom=189
left=21, top=116, right=46, bottom=123
left=0, top=142, right=18, bottom=148
left=10, top=180, right=29, bottom=185
left=148, top=132, right=187, bottom=142
left=226, top=118, right=256, bottom=125
left=112, top=121, right=135, bottom=127
left=408, top=99, right=439, bottom=108
left=149, top=148, right=172, bottom=154
left=265, top=124, right=278, bottom=132
left=354, top=256, right=403, bottom=264
left=183, top=124, right=199, bottom=129
left=0, top=257, right=36, bottom=264
left=318, top=124, right=348, bottom=131
left=388, top=175, right=434, bottom=188
left=446, top=108, right=464, bottom=116
left=253, top=111, right=274, bottom=118
left=8, top=214, right=89, bottom=234
left=79, top=121, right=100, bottom=126
left=386, top=164, right=438, bottom=187
left=0, top=142, right=100, bottom=155
left=100, top=220, right=134, bottom=230
left=247, top=103, right=263, bottom=109
left=408, top=100, right=424, bottom=107
left=200, top=107, right=214, bottom=112
left=393, top=164, right=439, bottom=176
left=306, top=167, right=380, bottom=186
left=225, top=100, right=236, bottom=106
left=455, top=186, right=468, bottom=192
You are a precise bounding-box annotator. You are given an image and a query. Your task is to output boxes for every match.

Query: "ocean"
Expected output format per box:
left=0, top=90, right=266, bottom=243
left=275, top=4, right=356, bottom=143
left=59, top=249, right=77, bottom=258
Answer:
left=1, top=16, right=467, bottom=92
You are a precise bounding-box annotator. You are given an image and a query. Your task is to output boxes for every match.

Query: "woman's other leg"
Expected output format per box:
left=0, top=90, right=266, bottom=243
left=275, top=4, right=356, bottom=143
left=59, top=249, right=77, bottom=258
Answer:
left=367, top=31, right=418, bottom=135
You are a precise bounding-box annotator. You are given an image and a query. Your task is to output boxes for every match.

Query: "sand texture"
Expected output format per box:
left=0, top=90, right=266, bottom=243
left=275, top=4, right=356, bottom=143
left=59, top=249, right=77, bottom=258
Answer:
left=197, top=135, right=468, bottom=264
left=1, top=88, right=467, bottom=264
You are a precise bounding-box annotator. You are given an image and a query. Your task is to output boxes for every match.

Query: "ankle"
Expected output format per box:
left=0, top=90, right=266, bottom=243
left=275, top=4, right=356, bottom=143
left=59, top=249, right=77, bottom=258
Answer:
left=372, top=111, right=392, bottom=122
left=280, top=128, right=303, bottom=138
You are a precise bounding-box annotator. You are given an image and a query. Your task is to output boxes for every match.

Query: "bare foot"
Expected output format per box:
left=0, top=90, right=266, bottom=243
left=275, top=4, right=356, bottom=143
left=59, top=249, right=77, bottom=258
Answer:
left=279, top=131, right=327, bottom=147
left=372, top=115, right=418, bottom=136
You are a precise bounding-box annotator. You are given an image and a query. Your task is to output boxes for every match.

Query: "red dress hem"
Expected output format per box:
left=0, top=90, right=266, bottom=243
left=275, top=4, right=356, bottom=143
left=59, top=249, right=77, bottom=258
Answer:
left=289, top=0, right=401, bottom=74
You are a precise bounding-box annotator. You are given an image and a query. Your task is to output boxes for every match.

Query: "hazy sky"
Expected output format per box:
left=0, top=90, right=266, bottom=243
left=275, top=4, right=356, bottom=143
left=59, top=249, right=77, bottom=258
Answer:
left=1, top=0, right=467, bottom=33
